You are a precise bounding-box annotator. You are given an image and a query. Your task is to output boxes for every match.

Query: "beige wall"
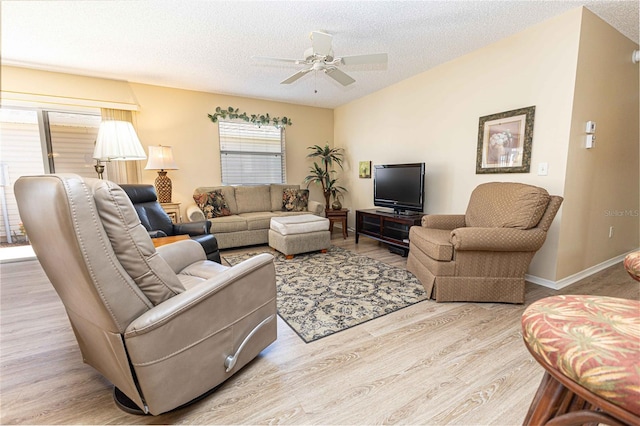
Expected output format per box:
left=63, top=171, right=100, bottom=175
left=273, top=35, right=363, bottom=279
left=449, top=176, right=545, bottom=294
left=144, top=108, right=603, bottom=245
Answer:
left=129, top=83, right=333, bottom=213
left=334, top=8, right=583, bottom=281
left=1, top=66, right=334, bottom=217
left=556, top=9, right=640, bottom=278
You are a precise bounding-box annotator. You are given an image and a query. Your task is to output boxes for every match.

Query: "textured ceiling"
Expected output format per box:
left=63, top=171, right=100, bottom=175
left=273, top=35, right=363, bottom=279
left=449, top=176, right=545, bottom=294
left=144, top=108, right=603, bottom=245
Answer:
left=2, top=1, right=638, bottom=109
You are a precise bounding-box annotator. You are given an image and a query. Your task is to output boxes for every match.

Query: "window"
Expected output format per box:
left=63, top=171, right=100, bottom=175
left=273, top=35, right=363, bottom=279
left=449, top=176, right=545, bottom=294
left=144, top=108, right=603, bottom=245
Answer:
left=218, top=121, right=285, bottom=185
left=46, top=111, right=102, bottom=179
left=0, top=109, right=44, bottom=243
left=0, top=108, right=102, bottom=243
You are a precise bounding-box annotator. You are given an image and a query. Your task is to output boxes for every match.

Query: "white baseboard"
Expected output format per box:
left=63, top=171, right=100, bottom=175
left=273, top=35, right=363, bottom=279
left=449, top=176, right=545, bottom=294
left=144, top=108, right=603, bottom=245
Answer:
left=526, top=248, right=639, bottom=290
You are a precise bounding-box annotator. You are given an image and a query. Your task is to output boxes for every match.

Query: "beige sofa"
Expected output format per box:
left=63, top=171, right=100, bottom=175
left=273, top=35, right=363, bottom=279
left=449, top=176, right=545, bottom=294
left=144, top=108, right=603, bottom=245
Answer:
left=186, top=184, right=324, bottom=249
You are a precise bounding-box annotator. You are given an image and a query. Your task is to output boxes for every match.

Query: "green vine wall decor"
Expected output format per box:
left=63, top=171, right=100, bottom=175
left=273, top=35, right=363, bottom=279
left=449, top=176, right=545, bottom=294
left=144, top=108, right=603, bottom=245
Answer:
left=208, top=106, right=292, bottom=128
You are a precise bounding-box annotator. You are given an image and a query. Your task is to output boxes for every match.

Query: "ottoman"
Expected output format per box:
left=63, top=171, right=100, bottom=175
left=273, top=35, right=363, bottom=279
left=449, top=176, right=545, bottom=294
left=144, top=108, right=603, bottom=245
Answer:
left=269, top=214, right=330, bottom=259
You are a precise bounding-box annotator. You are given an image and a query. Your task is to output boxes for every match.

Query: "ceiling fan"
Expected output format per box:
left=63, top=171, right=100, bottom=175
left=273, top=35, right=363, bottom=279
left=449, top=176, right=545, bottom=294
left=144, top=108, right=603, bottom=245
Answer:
left=253, top=31, right=388, bottom=86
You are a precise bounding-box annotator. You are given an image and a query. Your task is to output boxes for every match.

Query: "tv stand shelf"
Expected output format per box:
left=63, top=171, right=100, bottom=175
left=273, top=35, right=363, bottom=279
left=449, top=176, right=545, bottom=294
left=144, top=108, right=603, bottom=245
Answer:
left=355, top=209, right=425, bottom=256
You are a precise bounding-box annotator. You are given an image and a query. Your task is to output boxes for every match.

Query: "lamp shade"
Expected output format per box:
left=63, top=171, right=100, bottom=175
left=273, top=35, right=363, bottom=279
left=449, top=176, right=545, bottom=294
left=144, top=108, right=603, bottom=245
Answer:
left=93, top=120, right=147, bottom=161
left=145, top=145, right=179, bottom=170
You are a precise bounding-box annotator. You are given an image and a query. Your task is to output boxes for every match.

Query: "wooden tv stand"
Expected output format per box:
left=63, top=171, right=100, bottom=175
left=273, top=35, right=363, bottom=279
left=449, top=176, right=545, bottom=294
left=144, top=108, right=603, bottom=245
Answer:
left=355, top=209, right=425, bottom=256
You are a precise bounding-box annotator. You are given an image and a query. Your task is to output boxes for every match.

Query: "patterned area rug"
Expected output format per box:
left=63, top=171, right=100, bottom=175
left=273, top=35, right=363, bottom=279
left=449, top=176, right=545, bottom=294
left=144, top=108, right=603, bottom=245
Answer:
left=223, top=246, right=428, bottom=343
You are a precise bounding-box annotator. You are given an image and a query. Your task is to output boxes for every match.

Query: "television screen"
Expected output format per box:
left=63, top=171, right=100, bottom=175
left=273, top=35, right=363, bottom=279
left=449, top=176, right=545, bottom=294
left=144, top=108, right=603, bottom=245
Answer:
left=374, top=163, right=425, bottom=213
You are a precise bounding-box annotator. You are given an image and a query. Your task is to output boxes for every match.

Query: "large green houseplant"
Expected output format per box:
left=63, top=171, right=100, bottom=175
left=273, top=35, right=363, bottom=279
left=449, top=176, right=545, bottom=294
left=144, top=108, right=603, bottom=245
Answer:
left=304, top=144, right=347, bottom=210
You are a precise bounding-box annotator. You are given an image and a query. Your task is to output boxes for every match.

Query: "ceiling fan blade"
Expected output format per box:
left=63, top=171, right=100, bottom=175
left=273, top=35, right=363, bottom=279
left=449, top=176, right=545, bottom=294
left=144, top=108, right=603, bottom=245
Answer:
left=280, top=68, right=312, bottom=84
left=340, top=53, right=388, bottom=66
left=325, top=68, right=355, bottom=86
left=311, top=31, right=333, bottom=56
left=252, top=56, right=302, bottom=64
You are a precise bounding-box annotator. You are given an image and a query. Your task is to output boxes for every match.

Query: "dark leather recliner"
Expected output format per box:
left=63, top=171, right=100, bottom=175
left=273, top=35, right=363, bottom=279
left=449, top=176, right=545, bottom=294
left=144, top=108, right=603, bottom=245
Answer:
left=120, top=184, right=221, bottom=263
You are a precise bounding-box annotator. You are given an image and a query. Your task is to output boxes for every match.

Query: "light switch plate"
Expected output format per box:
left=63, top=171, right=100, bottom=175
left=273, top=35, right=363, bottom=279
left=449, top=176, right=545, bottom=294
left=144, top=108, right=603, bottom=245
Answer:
left=537, top=162, right=548, bottom=176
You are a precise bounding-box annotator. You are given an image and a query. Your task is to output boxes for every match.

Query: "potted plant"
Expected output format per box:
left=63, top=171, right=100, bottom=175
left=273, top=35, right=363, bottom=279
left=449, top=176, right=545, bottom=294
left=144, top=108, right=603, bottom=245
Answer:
left=303, top=144, right=347, bottom=210
left=330, top=188, right=344, bottom=210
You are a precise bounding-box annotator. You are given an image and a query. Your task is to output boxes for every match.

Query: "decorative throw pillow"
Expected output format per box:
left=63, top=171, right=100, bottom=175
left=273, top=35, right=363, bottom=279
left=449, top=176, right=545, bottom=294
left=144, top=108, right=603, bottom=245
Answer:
left=193, top=189, right=231, bottom=218
left=282, top=188, right=309, bottom=212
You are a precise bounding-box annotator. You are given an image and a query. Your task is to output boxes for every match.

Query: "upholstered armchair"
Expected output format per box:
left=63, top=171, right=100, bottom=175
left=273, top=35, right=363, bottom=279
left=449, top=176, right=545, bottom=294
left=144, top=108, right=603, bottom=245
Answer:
left=120, top=184, right=221, bottom=263
left=406, top=182, right=563, bottom=304
left=15, top=174, right=277, bottom=415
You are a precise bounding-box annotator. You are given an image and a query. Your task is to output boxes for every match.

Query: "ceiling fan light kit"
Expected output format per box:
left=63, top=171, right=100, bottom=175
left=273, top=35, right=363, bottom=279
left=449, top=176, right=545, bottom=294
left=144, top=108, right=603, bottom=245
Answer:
left=254, top=30, right=388, bottom=87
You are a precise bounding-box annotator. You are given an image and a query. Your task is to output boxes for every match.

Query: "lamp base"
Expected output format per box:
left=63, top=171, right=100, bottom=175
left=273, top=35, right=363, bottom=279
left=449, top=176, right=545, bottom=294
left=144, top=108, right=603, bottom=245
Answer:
left=155, top=170, right=172, bottom=203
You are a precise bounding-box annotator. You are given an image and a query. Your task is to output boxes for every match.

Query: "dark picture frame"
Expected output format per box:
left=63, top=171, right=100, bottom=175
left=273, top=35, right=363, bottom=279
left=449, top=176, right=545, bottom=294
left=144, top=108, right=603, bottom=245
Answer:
left=476, top=106, right=535, bottom=174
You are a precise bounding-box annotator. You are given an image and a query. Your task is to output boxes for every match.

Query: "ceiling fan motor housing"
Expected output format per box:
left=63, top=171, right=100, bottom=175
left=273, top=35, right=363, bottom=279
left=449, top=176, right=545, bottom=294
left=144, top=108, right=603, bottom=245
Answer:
left=304, top=47, right=333, bottom=63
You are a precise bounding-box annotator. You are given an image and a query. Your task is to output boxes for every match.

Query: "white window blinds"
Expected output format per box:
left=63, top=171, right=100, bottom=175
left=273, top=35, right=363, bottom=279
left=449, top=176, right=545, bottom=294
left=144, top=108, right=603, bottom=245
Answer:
left=0, top=109, right=44, bottom=243
left=218, top=121, right=285, bottom=185
left=47, top=111, right=102, bottom=179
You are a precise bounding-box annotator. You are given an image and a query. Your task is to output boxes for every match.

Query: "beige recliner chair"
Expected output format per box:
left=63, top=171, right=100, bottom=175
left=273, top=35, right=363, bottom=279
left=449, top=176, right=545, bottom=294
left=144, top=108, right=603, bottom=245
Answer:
left=15, top=174, right=277, bottom=415
left=406, top=182, right=563, bottom=304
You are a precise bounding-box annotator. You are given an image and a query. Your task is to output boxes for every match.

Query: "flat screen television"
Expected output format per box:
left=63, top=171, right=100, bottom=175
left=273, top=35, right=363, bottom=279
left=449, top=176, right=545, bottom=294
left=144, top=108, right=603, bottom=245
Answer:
left=373, top=163, right=425, bottom=214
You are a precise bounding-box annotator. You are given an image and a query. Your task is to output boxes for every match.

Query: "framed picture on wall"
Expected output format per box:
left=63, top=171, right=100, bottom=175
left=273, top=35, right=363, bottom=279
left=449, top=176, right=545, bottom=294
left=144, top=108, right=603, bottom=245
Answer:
left=359, top=161, right=371, bottom=178
left=476, top=106, right=535, bottom=174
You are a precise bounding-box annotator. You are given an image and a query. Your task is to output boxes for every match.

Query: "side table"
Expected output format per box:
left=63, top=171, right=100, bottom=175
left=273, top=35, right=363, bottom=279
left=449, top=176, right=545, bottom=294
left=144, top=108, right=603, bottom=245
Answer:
left=152, top=235, right=189, bottom=248
left=160, top=202, right=181, bottom=223
left=325, top=208, right=349, bottom=239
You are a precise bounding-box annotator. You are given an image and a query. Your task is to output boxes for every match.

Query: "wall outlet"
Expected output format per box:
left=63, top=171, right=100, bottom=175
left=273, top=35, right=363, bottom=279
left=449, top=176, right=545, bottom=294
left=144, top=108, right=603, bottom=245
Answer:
left=609, top=226, right=614, bottom=238
left=586, top=134, right=595, bottom=149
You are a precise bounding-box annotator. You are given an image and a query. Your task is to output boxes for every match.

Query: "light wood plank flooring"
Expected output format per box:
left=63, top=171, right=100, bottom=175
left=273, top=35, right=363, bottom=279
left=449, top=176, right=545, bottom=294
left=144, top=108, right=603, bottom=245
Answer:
left=1, top=236, right=638, bottom=424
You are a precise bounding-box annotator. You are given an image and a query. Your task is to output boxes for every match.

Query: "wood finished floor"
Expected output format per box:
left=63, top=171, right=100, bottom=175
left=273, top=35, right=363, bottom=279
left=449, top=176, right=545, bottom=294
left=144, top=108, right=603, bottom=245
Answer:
left=1, top=235, right=638, bottom=425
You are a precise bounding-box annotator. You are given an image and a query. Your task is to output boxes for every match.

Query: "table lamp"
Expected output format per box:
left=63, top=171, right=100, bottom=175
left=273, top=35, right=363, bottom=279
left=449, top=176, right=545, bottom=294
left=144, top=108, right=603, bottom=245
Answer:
left=145, top=145, right=178, bottom=203
left=93, top=120, right=147, bottom=178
